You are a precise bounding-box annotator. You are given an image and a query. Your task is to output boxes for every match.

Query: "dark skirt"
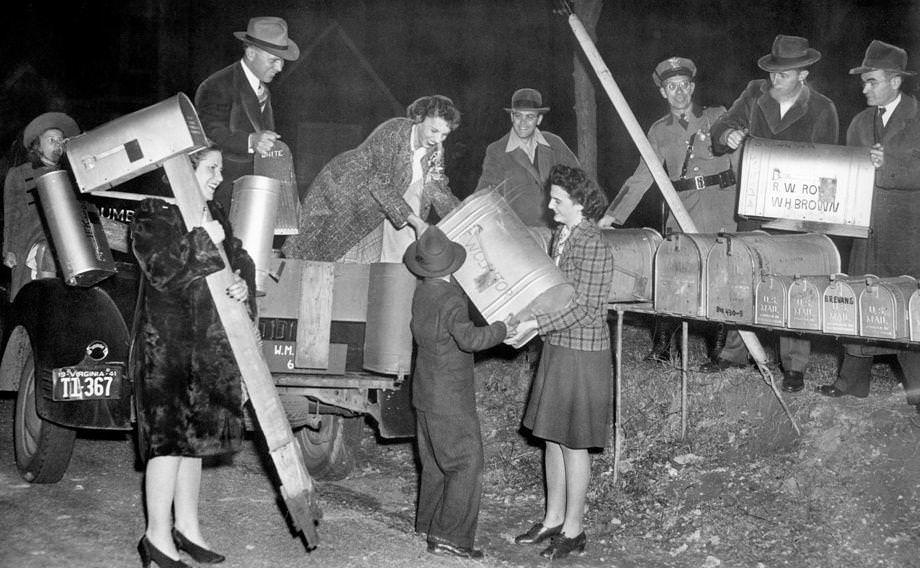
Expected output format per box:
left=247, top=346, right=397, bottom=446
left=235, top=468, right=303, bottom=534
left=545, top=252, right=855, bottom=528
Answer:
left=522, top=342, right=612, bottom=449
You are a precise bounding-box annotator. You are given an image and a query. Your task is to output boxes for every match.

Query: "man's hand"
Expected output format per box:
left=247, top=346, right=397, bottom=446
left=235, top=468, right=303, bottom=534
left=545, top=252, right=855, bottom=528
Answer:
left=869, top=143, right=885, bottom=169
left=504, top=319, right=538, bottom=347
left=4, top=252, right=16, bottom=268
left=249, top=130, right=281, bottom=157
left=724, top=128, right=748, bottom=150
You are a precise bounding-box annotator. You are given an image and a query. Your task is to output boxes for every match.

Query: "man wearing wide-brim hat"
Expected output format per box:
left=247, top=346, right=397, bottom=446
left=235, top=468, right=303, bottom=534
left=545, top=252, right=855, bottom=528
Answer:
left=708, top=35, right=840, bottom=394
left=816, top=40, right=920, bottom=416
left=3, top=111, right=81, bottom=298
left=195, top=16, right=299, bottom=212
left=475, top=88, right=580, bottom=228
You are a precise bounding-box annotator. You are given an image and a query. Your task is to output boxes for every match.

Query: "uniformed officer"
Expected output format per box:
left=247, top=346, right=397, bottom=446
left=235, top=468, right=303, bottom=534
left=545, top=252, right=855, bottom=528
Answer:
left=599, top=57, right=738, bottom=364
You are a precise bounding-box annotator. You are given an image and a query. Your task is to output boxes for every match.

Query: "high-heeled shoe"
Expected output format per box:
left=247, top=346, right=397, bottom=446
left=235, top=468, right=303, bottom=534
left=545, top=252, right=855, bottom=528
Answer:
left=540, top=531, right=586, bottom=559
left=514, top=522, right=563, bottom=544
left=137, top=536, right=191, bottom=568
left=171, top=528, right=226, bottom=564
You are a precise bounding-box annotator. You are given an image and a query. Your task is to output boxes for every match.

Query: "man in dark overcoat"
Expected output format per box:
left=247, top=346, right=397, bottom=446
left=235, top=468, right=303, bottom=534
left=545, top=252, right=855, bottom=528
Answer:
left=816, top=40, right=920, bottom=414
left=194, top=16, right=299, bottom=212
left=475, top=88, right=580, bottom=228
left=708, top=35, right=839, bottom=392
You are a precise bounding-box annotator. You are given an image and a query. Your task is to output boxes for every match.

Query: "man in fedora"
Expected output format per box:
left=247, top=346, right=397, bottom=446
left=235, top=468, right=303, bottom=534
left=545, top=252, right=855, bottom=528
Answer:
left=598, top=57, right=738, bottom=366
left=3, top=111, right=80, bottom=298
left=195, top=16, right=299, bottom=212
left=404, top=225, right=509, bottom=559
left=816, top=40, right=920, bottom=415
left=475, top=88, right=580, bottom=228
left=708, top=35, right=839, bottom=393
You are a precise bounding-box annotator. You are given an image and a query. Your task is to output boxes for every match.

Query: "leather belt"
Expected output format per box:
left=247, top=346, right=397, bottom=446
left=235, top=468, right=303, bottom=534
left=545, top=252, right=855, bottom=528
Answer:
left=673, top=169, right=736, bottom=192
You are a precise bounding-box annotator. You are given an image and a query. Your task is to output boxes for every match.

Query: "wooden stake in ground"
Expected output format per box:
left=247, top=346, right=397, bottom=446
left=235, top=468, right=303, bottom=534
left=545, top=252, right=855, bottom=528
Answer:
left=163, top=155, right=321, bottom=547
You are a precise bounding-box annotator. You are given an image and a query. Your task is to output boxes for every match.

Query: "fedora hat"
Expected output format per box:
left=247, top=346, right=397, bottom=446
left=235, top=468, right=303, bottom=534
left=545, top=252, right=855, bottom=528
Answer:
left=234, top=16, right=300, bottom=61
left=849, top=40, right=916, bottom=76
left=757, top=35, right=821, bottom=72
left=22, top=112, right=79, bottom=149
left=504, top=88, right=550, bottom=114
left=403, top=226, right=467, bottom=279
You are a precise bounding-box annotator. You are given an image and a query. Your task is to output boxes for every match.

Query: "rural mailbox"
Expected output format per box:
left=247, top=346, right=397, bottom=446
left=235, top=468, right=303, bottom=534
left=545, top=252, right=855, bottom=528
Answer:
left=737, top=137, right=875, bottom=238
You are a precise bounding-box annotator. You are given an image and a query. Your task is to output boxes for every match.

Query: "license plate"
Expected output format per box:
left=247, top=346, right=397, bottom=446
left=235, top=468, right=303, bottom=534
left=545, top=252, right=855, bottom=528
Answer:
left=52, top=366, right=122, bottom=401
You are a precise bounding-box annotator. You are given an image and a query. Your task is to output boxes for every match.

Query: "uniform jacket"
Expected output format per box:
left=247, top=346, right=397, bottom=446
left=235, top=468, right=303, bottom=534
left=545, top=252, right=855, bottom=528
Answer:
left=131, top=198, right=256, bottom=458
left=536, top=221, right=613, bottom=351
left=194, top=61, right=274, bottom=211
left=282, top=118, right=460, bottom=261
left=411, top=278, right=506, bottom=415
left=710, top=79, right=839, bottom=230
left=847, top=94, right=920, bottom=277
left=475, top=130, right=580, bottom=227
left=605, top=105, right=738, bottom=233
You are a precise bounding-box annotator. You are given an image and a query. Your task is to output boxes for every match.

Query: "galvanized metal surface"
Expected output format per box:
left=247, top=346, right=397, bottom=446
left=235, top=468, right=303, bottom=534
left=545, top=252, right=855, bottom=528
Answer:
left=35, top=170, right=116, bottom=287
left=230, top=175, right=281, bottom=292
left=363, top=263, right=416, bottom=375
left=654, top=232, right=721, bottom=317
left=603, top=228, right=661, bottom=302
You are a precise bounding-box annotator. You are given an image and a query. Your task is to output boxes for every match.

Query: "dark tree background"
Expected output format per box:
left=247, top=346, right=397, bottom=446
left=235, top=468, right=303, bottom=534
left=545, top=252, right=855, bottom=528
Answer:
left=0, top=0, right=916, bottom=226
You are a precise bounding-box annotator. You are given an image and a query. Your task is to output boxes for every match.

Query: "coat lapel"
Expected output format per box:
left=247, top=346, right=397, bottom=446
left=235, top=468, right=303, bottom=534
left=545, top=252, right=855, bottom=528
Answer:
left=756, top=85, right=810, bottom=135
left=235, top=63, right=264, bottom=132
left=509, top=147, right=541, bottom=184
left=881, top=95, right=918, bottom=145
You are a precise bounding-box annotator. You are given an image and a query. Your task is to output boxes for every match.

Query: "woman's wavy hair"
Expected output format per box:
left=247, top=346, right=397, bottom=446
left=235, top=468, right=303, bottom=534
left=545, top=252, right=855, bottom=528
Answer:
left=547, top=164, right=608, bottom=221
left=406, top=95, right=461, bottom=129
left=189, top=142, right=220, bottom=170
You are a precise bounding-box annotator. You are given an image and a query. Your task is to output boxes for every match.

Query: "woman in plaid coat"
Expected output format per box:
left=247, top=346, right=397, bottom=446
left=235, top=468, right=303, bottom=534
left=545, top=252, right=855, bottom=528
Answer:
left=506, top=165, right=613, bottom=560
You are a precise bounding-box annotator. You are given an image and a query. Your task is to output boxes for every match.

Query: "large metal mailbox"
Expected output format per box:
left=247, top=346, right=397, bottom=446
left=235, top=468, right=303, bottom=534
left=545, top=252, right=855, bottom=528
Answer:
left=602, top=228, right=661, bottom=302
left=653, top=233, right=722, bottom=317
left=908, top=287, right=920, bottom=342
left=66, top=93, right=208, bottom=193
left=821, top=274, right=866, bottom=336
left=859, top=275, right=916, bottom=340
left=737, top=137, right=875, bottom=238
left=706, top=232, right=840, bottom=324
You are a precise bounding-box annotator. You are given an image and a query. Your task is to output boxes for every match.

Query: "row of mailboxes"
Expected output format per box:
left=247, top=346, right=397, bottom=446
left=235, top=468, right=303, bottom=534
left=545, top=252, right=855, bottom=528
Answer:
left=652, top=231, right=841, bottom=323
left=754, top=273, right=920, bottom=341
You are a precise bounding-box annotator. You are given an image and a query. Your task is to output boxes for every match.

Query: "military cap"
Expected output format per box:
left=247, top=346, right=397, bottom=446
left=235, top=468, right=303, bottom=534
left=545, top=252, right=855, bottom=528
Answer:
left=653, top=57, right=697, bottom=87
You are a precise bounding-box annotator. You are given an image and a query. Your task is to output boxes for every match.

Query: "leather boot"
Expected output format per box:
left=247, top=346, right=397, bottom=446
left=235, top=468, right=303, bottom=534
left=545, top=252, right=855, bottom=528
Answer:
left=644, top=318, right=678, bottom=363
left=708, top=323, right=728, bottom=363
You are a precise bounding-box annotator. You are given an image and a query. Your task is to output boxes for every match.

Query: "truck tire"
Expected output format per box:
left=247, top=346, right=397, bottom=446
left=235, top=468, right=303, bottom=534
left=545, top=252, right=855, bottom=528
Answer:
left=295, top=415, right=356, bottom=481
left=13, top=342, right=76, bottom=483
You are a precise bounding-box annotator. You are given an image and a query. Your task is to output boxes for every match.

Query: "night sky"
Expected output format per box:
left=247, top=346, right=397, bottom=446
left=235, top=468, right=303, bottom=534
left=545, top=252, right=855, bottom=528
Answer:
left=1, top=0, right=917, bottom=226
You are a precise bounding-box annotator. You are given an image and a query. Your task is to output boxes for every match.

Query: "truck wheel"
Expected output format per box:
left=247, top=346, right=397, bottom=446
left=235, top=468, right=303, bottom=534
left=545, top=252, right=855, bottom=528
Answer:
left=295, top=415, right=356, bottom=481
left=13, top=341, right=76, bottom=483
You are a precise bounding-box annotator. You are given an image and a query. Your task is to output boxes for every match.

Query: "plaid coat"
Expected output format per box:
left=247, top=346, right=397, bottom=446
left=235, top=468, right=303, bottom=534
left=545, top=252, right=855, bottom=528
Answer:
left=535, top=221, right=613, bottom=351
left=282, top=118, right=459, bottom=261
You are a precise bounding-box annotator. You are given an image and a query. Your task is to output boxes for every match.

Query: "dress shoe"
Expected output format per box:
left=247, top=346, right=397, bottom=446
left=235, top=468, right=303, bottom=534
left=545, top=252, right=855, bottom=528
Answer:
left=698, top=358, right=748, bottom=373
left=138, top=536, right=191, bottom=568
left=540, top=531, right=586, bottom=559
left=781, top=370, right=805, bottom=393
left=815, top=384, right=866, bottom=398
left=172, top=528, right=225, bottom=564
left=514, top=522, right=562, bottom=544
left=427, top=540, right=484, bottom=559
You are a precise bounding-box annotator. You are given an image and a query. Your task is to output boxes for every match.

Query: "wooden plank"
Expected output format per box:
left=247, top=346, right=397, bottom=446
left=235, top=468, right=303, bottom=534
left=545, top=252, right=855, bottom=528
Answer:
left=296, top=261, right=334, bottom=369
left=332, top=263, right=369, bottom=322
left=162, top=155, right=319, bottom=547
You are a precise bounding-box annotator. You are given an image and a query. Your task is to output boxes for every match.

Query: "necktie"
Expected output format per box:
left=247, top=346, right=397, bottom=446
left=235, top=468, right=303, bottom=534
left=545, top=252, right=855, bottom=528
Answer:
left=874, top=106, right=885, bottom=144
left=678, top=114, right=689, bottom=130
left=257, top=83, right=269, bottom=110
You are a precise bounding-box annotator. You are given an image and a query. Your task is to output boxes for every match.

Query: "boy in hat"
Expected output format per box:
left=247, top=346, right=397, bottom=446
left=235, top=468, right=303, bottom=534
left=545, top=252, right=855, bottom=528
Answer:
left=195, top=16, right=299, bottom=212
left=598, top=56, right=738, bottom=367
left=403, top=225, right=510, bottom=559
left=3, top=111, right=80, bottom=298
left=708, top=35, right=839, bottom=393
left=476, top=88, right=580, bottom=228
left=816, top=40, right=920, bottom=415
